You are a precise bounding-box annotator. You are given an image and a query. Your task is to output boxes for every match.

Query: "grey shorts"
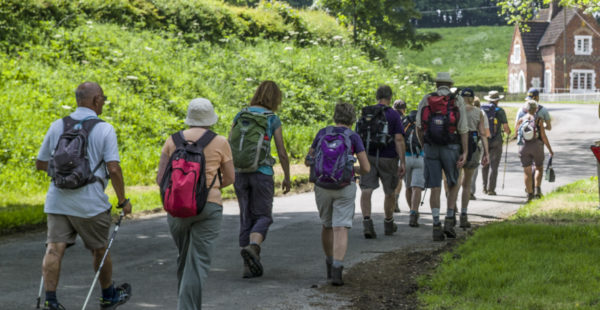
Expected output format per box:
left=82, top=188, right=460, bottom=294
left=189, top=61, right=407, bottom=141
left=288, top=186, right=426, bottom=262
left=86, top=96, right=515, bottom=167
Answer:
left=315, top=183, right=357, bottom=228
left=424, top=143, right=461, bottom=188
left=519, top=139, right=544, bottom=167
left=404, top=155, right=425, bottom=189
left=47, top=210, right=112, bottom=250
left=359, top=156, right=399, bottom=194
left=464, top=143, right=482, bottom=169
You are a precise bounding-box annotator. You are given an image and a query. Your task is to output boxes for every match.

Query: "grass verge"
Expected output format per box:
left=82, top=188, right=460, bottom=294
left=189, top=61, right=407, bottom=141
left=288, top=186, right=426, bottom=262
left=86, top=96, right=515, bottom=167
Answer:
left=419, top=177, right=600, bottom=310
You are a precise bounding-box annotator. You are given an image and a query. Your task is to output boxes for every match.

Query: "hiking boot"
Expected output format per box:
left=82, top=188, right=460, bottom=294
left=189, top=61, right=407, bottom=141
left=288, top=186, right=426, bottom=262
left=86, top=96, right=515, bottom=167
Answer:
left=443, top=217, right=457, bottom=239
left=534, top=187, right=542, bottom=199
left=242, top=261, right=253, bottom=278
left=469, top=193, right=476, bottom=200
left=326, top=259, right=332, bottom=281
left=409, top=212, right=419, bottom=227
left=487, top=190, right=497, bottom=196
left=100, top=283, right=131, bottom=309
left=432, top=223, right=445, bottom=241
left=43, top=301, right=66, bottom=310
left=459, top=214, right=471, bottom=229
left=384, top=219, right=398, bottom=236
left=394, top=204, right=401, bottom=213
left=241, top=244, right=263, bottom=277
left=363, top=218, right=377, bottom=239
left=527, top=193, right=535, bottom=202
left=331, top=265, right=344, bottom=286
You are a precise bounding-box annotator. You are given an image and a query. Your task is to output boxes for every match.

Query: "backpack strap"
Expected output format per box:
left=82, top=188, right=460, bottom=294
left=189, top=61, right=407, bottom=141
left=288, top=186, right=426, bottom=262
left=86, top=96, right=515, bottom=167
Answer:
left=195, top=130, right=217, bottom=149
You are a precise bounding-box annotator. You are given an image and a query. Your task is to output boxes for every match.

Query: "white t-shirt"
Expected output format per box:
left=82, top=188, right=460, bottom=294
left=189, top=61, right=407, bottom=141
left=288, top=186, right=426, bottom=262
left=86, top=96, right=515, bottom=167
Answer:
left=37, top=107, right=120, bottom=218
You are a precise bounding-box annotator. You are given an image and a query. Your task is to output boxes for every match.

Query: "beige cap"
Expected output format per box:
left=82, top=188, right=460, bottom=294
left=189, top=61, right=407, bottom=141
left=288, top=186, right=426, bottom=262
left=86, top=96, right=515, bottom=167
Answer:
left=484, top=90, right=504, bottom=102
left=185, top=98, right=218, bottom=127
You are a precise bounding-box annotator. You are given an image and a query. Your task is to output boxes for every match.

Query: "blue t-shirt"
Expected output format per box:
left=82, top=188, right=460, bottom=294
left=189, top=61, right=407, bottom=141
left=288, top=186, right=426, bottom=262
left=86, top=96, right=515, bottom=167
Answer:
left=37, top=107, right=120, bottom=218
left=364, top=104, right=405, bottom=158
left=233, top=106, right=282, bottom=175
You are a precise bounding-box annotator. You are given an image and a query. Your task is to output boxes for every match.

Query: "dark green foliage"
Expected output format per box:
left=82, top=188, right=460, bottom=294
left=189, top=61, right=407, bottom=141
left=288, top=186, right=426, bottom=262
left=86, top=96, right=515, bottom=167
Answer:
left=414, top=0, right=506, bottom=28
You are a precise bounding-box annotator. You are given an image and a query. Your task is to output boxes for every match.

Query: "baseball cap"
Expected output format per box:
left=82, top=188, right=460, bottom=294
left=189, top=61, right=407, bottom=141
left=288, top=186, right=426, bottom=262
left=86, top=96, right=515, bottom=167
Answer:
left=460, top=88, right=474, bottom=98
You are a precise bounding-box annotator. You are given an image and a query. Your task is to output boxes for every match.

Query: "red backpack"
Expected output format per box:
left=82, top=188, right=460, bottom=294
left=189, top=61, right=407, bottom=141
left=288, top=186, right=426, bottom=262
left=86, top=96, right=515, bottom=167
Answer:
left=421, top=93, right=460, bottom=145
left=160, top=130, right=220, bottom=218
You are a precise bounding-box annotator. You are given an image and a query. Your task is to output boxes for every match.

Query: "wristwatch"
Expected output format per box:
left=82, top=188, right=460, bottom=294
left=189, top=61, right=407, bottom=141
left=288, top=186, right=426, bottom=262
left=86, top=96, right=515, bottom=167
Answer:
left=117, top=198, right=130, bottom=209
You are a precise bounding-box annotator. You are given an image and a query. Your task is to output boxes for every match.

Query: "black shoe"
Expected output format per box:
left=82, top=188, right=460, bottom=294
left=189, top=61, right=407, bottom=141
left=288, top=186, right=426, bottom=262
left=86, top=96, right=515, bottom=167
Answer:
left=331, top=265, right=344, bottom=286
left=43, top=301, right=65, bottom=310
left=527, top=193, right=535, bottom=202
left=459, top=214, right=471, bottom=229
left=443, top=217, right=457, bottom=238
left=241, top=244, right=263, bottom=277
left=394, top=205, right=401, bottom=213
left=100, top=283, right=131, bottom=309
left=433, top=223, right=445, bottom=241
left=384, top=219, right=398, bottom=236
left=534, top=187, right=542, bottom=199
left=326, top=259, right=332, bottom=281
left=487, top=190, right=497, bottom=196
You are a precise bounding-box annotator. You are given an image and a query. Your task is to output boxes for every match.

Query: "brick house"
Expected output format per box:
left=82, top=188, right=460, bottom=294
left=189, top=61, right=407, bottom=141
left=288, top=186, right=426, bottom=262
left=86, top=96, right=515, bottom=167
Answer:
left=507, top=3, right=600, bottom=93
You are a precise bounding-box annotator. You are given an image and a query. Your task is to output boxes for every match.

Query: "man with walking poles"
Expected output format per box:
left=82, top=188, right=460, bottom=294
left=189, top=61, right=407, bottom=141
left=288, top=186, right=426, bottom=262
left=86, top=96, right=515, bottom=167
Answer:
left=481, top=90, right=511, bottom=196
left=36, top=82, right=132, bottom=310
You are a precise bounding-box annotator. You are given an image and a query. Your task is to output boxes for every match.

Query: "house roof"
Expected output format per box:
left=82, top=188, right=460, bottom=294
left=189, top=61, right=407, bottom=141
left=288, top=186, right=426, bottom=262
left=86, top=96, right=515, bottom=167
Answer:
left=537, top=8, right=577, bottom=48
left=521, top=21, right=549, bottom=62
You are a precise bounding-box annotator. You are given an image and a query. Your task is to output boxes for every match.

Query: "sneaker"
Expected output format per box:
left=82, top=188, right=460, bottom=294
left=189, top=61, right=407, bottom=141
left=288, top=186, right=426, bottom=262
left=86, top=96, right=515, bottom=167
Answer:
left=443, top=217, right=457, bottom=238
left=384, top=219, right=398, bottom=236
left=331, top=265, right=344, bottom=286
left=487, top=190, right=497, bottom=196
left=534, top=187, right=542, bottom=199
left=326, top=259, right=332, bottom=281
left=363, top=218, right=377, bottom=239
left=432, top=223, right=445, bottom=241
left=100, top=283, right=131, bottom=309
left=43, top=301, right=66, bottom=310
left=241, top=244, right=263, bottom=277
left=459, top=214, right=471, bottom=229
left=469, top=193, right=476, bottom=200
left=409, top=212, right=419, bottom=227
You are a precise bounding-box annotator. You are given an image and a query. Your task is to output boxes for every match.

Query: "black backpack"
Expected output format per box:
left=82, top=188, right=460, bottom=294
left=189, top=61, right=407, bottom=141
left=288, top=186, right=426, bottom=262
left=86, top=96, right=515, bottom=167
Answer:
left=402, top=110, right=421, bottom=156
left=48, top=116, right=105, bottom=189
left=356, top=105, right=393, bottom=154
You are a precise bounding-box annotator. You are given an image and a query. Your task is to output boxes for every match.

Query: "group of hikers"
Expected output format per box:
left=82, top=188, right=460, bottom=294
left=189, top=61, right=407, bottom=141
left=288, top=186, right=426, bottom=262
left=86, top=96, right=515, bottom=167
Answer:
left=35, top=73, right=553, bottom=309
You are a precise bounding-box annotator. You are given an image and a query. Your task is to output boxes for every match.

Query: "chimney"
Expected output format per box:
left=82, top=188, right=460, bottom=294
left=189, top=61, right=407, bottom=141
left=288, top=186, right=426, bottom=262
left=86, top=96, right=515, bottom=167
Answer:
left=549, top=0, right=561, bottom=20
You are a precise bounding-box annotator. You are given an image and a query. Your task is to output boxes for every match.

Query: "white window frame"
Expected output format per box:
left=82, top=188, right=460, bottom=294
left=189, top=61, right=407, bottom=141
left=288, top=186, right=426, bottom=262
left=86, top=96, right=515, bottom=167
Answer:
left=574, top=35, right=593, bottom=55
left=531, top=77, right=541, bottom=89
left=519, top=70, right=526, bottom=93
left=511, top=44, right=521, bottom=64
left=544, top=70, right=552, bottom=93
left=570, top=69, right=596, bottom=93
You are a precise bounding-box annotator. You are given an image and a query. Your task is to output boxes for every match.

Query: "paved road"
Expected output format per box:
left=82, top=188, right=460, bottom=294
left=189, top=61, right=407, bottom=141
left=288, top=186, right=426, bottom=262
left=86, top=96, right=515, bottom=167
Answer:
left=1, top=103, right=598, bottom=310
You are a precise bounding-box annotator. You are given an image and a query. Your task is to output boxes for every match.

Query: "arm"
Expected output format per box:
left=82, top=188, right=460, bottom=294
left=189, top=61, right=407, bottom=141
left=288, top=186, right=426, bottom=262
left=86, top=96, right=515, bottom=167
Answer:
left=457, top=133, right=468, bottom=168
left=503, top=123, right=511, bottom=138
left=538, top=120, right=553, bottom=156
left=305, top=148, right=315, bottom=166
left=478, top=114, right=490, bottom=166
left=156, top=138, right=172, bottom=185
left=36, top=160, right=48, bottom=172
left=220, top=160, right=235, bottom=188
left=394, top=133, right=406, bottom=178
left=107, top=161, right=132, bottom=215
left=273, top=127, right=291, bottom=194
left=355, top=151, right=370, bottom=175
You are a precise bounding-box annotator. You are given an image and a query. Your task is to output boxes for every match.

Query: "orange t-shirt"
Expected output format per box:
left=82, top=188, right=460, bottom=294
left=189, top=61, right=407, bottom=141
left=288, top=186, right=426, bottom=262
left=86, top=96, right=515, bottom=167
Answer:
left=161, top=128, right=232, bottom=205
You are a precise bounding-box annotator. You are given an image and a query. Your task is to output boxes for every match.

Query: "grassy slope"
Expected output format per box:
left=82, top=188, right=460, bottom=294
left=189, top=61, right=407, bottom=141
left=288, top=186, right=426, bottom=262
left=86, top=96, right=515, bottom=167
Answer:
left=393, top=26, right=514, bottom=89
left=420, top=177, right=600, bottom=309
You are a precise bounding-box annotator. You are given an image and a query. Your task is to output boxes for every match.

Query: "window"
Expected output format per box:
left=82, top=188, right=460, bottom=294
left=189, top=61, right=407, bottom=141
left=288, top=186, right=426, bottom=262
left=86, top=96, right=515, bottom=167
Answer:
left=531, top=77, right=541, bottom=89
left=574, top=35, right=593, bottom=55
left=570, top=69, right=596, bottom=92
left=511, top=44, right=521, bottom=64
left=544, top=70, right=552, bottom=93
left=519, top=70, right=526, bottom=93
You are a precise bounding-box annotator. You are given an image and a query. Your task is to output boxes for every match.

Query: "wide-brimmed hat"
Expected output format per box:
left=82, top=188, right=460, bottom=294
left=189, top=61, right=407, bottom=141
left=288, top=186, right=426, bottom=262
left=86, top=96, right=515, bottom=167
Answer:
left=435, top=72, right=454, bottom=84
left=185, top=98, right=218, bottom=127
left=484, top=90, right=504, bottom=102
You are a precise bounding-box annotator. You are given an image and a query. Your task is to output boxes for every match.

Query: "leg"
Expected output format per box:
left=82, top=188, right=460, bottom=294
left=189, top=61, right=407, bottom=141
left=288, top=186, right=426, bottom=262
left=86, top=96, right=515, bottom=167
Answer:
left=383, top=193, right=396, bottom=219
left=321, top=226, right=333, bottom=258
left=235, top=173, right=252, bottom=247
left=92, top=247, right=112, bottom=289
left=470, top=167, right=478, bottom=197
left=248, top=173, right=275, bottom=245
left=42, top=242, right=67, bottom=292
left=461, top=168, right=476, bottom=211
left=332, top=227, right=348, bottom=261
left=360, top=189, right=373, bottom=218
left=168, top=215, right=191, bottom=291
left=524, top=166, right=533, bottom=194
left=411, top=187, right=422, bottom=212
left=175, top=203, right=223, bottom=310
left=394, top=178, right=402, bottom=212
left=488, top=140, right=503, bottom=193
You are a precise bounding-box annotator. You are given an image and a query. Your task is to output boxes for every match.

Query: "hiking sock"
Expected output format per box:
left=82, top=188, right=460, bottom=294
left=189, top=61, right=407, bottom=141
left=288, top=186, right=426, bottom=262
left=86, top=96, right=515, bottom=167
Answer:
left=384, top=217, right=394, bottom=222
left=45, top=291, right=57, bottom=304
left=249, top=242, right=259, bottom=246
left=461, top=208, right=468, bottom=216
left=447, top=209, right=455, bottom=217
left=326, top=256, right=333, bottom=265
left=332, top=260, right=343, bottom=268
left=102, top=284, right=116, bottom=301
left=432, top=208, right=441, bottom=225
left=363, top=216, right=370, bottom=220
left=409, top=210, right=416, bottom=215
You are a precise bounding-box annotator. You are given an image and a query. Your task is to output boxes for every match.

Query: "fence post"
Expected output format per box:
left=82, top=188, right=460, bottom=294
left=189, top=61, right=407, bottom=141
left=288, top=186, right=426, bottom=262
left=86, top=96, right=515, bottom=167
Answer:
left=593, top=142, right=600, bottom=209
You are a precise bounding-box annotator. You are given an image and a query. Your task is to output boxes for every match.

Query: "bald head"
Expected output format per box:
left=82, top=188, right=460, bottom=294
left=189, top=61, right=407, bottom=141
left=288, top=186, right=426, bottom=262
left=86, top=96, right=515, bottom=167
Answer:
left=75, top=82, right=103, bottom=107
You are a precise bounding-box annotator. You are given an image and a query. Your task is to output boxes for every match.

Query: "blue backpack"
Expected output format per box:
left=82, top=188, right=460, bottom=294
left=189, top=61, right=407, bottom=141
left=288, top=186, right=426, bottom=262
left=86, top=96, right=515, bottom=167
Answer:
left=481, top=103, right=500, bottom=138
left=309, top=126, right=356, bottom=190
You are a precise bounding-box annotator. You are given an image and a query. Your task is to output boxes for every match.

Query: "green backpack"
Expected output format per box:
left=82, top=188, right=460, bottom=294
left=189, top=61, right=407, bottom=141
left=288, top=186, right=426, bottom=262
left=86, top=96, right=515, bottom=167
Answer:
left=229, top=108, right=276, bottom=172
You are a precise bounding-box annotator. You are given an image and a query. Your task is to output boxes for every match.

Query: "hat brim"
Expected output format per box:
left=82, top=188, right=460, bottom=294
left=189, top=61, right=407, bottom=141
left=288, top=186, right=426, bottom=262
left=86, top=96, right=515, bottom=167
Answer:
left=185, top=113, right=218, bottom=127
left=435, top=78, right=454, bottom=83
left=484, top=95, right=504, bottom=101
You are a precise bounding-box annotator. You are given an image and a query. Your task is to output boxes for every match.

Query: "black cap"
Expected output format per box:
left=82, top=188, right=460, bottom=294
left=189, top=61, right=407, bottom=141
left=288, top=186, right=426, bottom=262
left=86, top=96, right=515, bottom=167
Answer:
left=460, top=88, right=474, bottom=98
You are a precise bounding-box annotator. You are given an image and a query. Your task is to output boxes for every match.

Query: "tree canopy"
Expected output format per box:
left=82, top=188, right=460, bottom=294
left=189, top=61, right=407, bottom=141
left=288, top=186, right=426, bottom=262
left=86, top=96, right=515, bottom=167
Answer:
left=497, top=0, right=600, bottom=25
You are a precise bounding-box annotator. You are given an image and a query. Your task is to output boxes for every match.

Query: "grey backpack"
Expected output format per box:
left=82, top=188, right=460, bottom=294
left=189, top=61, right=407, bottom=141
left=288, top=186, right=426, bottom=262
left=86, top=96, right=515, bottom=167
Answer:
left=48, top=116, right=105, bottom=189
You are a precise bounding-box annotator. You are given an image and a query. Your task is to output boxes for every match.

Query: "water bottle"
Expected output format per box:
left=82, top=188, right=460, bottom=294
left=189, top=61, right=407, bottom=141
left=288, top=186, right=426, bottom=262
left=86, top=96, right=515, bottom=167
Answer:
left=380, top=123, right=389, bottom=144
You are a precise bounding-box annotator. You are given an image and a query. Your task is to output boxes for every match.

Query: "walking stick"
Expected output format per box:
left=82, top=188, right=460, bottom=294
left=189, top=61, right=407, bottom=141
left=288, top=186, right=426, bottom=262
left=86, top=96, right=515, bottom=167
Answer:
left=420, top=188, right=428, bottom=207
left=502, top=135, right=509, bottom=190
left=37, top=275, right=43, bottom=308
left=81, top=204, right=127, bottom=310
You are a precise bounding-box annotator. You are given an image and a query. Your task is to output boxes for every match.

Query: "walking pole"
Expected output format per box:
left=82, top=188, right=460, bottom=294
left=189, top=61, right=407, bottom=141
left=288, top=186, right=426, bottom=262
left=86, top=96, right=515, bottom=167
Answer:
left=37, top=275, right=44, bottom=308
left=81, top=202, right=127, bottom=310
left=420, top=188, right=428, bottom=207
left=501, top=135, right=509, bottom=190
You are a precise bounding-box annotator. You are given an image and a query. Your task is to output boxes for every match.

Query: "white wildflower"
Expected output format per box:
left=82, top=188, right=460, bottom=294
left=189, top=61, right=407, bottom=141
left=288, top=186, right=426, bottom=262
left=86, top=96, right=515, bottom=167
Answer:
left=145, top=46, right=153, bottom=51
left=126, top=75, right=138, bottom=80
left=284, top=46, right=293, bottom=51
left=61, top=105, right=72, bottom=110
left=332, top=35, right=343, bottom=41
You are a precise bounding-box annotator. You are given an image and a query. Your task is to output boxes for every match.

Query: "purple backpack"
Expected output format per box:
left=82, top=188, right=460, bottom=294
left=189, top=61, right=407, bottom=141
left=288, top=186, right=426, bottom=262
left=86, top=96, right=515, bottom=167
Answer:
left=310, top=126, right=356, bottom=189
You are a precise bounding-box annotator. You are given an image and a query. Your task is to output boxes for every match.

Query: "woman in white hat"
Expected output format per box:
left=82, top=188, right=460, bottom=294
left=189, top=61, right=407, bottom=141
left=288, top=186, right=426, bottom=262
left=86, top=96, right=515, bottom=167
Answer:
left=156, top=98, right=235, bottom=309
left=515, top=100, right=553, bottom=201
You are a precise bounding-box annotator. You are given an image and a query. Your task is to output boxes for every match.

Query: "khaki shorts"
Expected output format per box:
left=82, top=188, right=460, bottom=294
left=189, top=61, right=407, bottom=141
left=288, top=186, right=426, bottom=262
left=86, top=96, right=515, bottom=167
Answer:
left=47, top=210, right=112, bottom=250
left=404, top=155, right=425, bottom=189
left=359, top=156, right=399, bottom=195
left=315, top=183, right=357, bottom=228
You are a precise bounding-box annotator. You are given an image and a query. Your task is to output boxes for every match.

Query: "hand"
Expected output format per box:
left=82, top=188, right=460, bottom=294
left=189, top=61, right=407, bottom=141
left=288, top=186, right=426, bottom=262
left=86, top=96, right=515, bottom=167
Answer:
left=120, top=200, right=132, bottom=215
left=481, top=153, right=489, bottom=167
left=550, top=150, right=554, bottom=157
left=397, top=163, right=406, bottom=178
left=456, top=153, right=467, bottom=168
left=282, top=178, right=291, bottom=194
